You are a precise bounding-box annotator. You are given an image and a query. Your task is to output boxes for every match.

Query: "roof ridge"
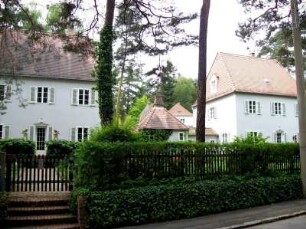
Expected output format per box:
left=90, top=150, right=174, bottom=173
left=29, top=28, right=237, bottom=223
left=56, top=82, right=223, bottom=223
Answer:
left=166, top=108, right=189, bottom=129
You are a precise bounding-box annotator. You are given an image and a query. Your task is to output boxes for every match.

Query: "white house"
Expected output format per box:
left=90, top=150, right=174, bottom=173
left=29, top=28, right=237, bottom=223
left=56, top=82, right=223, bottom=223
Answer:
left=168, top=102, right=193, bottom=127
left=193, top=52, right=298, bottom=143
left=0, top=30, right=99, bottom=154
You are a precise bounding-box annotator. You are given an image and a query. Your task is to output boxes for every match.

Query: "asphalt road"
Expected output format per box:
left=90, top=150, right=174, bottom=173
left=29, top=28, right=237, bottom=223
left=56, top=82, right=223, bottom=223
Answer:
left=248, top=215, right=306, bottom=229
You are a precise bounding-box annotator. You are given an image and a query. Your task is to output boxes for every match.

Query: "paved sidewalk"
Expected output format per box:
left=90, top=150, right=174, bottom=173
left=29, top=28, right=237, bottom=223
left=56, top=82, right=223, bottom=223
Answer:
left=120, top=199, right=306, bottom=229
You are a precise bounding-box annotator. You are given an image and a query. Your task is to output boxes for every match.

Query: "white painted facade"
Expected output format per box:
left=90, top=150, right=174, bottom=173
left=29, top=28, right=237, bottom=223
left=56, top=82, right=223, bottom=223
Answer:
left=168, top=130, right=189, bottom=142
left=175, top=115, right=193, bottom=127
left=193, top=93, right=298, bottom=143
left=0, top=76, right=100, bottom=154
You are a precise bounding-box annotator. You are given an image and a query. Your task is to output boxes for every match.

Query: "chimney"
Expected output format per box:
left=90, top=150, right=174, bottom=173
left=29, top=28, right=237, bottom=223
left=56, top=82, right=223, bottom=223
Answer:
left=154, top=93, right=164, bottom=107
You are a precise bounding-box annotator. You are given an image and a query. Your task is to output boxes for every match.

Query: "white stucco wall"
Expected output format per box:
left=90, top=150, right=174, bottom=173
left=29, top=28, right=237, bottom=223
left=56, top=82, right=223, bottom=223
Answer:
left=235, top=93, right=298, bottom=142
left=0, top=77, right=100, bottom=151
left=168, top=130, right=188, bottom=141
left=174, top=115, right=194, bottom=127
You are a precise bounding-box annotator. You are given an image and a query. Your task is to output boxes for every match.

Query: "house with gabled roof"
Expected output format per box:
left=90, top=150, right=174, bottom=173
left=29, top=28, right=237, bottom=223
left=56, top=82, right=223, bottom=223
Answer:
left=138, top=96, right=189, bottom=141
left=0, top=30, right=99, bottom=154
left=193, top=52, right=298, bottom=143
left=168, top=102, right=193, bottom=127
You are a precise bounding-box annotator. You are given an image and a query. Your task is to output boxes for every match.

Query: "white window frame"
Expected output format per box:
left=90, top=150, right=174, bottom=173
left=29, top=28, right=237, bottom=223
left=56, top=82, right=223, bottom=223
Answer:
left=210, top=75, right=218, bottom=94
left=0, top=84, right=11, bottom=101
left=273, top=130, right=286, bottom=143
left=245, top=100, right=261, bottom=115
left=29, top=86, right=55, bottom=104
left=179, top=118, right=185, bottom=124
left=76, top=127, right=89, bottom=142
left=271, top=102, right=286, bottom=116
left=71, top=88, right=96, bottom=106
left=179, top=132, right=185, bottom=141
left=207, top=107, right=217, bottom=120
left=222, top=133, right=229, bottom=143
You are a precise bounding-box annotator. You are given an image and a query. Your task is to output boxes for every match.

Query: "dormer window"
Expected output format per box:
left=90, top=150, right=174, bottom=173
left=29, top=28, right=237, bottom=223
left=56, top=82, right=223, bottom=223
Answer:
left=210, top=75, right=218, bottom=93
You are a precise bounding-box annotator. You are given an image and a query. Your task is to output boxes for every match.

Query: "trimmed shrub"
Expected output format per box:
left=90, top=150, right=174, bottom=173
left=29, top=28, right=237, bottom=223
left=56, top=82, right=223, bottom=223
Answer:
left=0, top=139, right=35, bottom=155
left=0, top=192, right=8, bottom=221
left=84, top=175, right=302, bottom=228
left=46, top=140, right=79, bottom=158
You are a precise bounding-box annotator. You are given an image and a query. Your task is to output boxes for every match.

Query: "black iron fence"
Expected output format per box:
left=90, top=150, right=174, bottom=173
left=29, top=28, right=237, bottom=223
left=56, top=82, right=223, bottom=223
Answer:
left=5, top=154, right=73, bottom=192
left=123, top=147, right=300, bottom=179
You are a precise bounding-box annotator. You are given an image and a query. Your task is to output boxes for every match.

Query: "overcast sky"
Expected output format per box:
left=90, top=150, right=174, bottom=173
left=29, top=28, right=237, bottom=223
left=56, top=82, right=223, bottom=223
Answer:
left=168, top=0, right=251, bottom=79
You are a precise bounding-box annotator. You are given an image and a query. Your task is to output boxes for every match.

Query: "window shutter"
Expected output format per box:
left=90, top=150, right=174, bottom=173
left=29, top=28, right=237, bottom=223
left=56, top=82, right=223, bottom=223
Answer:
left=4, top=126, right=9, bottom=139
left=48, top=126, right=53, bottom=141
left=282, top=103, right=286, bottom=116
left=257, top=102, right=262, bottom=115
left=5, top=85, right=11, bottom=101
left=71, top=89, right=78, bottom=105
left=71, top=128, right=76, bottom=141
left=271, top=102, right=275, bottom=116
left=29, top=126, right=34, bottom=140
left=90, top=89, right=96, bottom=106
left=49, top=88, right=55, bottom=104
left=295, top=104, right=299, bottom=117
left=245, top=101, right=249, bottom=114
left=283, top=132, right=287, bottom=143
left=214, top=107, right=217, bottom=119
left=29, top=87, right=36, bottom=103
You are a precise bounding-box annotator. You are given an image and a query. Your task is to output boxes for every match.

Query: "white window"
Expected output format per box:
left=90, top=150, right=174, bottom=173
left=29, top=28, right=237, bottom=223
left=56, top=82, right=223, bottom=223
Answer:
left=222, top=133, right=229, bottom=143
left=179, top=132, right=185, bottom=141
left=273, top=130, right=286, bottom=143
left=71, top=127, right=89, bottom=142
left=245, top=101, right=261, bottom=115
left=0, top=84, right=11, bottom=101
left=271, top=102, right=286, bottom=116
left=71, top=88, right=96, bottom=106
left=248, top=131, right=258, bottom=138
left=210, top=75, right=218, bottom=93
left=30, top=87, right=55, bottom=104
left=207, top=107, right=217, bottom=120
left=0, top=125, right=9, bottom=139
left=295, top=104, right=299, bottom=117
left=179, top=118, right=185, bottom=124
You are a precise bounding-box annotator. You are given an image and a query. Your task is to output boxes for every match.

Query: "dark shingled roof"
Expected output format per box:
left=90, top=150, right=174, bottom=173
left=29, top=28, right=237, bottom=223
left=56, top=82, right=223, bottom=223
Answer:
left=0, top=30, right=95, bottom=81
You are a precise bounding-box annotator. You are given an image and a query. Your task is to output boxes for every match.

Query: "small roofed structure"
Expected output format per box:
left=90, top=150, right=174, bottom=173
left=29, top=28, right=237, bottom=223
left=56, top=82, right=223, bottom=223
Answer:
left=138, top=95, right=189, bottom=141
left=188, top=127, right=219, bottom=143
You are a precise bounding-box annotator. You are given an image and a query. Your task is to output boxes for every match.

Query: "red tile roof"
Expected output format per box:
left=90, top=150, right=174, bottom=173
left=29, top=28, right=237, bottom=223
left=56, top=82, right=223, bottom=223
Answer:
left=138, top=106, right=189, bottom=130
left=169, top=103, right=192, bottom=116
left=206, top=53, right=297, bottom=101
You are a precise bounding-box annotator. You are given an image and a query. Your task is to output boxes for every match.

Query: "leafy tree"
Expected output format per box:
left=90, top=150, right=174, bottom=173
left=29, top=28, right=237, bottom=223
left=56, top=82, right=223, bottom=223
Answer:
left=236, top=0, right=306, bottom=69
left=197, top=0, right=210, bottom=142
left=233, top=133, right=268, bottom=145
left=124, top=95, right=149, bottom=128
left=173, top=77, right=196, bottom=112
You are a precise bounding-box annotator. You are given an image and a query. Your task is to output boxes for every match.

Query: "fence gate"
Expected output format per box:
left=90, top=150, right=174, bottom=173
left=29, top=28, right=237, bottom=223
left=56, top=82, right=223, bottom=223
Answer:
left=5, top=154, right=73, bottom=192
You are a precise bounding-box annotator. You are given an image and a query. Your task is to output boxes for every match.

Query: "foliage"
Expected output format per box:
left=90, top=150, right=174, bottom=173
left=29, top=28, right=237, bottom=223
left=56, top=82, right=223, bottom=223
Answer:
left=74, top=142, right=300, bottom=190
left=0, top=139, right=35, bottom=155
left=96, top=24, right=115, bottom=125
left=139, top=130, right=173, bottom=141
left=46, top=140, right=79, bottom=158
left=0, top=192, right=8, bottom=221
left=173, top=77, right=197, bottom=111
left=84, top=175, right=302, bottom=228
left=124, top=95, right=149, bottom=128
left=236, top=0, right=306, bottom=69
left=89, top=124, right=139, bottom=143
left=233, top=133, right=268, bottom=144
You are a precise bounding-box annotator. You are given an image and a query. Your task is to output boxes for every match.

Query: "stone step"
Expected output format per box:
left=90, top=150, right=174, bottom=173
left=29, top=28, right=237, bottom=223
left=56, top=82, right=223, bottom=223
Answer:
left=8, top=205, right=70, bottom=216
left=6, top=223, right=80, bottom=229
left=4, top=214, right=77, bottom=227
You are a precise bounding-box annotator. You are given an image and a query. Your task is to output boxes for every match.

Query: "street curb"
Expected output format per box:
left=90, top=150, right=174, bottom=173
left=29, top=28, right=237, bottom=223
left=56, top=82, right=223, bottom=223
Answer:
left=217, top=210, right=306, bottom=229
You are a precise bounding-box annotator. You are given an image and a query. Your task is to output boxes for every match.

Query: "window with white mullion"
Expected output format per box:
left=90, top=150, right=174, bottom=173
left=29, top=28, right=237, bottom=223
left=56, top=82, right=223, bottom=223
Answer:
left=271, top=102, right=286, bottom=116
left=77, top=127, right=89, bottom=142
left=245, top=100, right=261, bottom=115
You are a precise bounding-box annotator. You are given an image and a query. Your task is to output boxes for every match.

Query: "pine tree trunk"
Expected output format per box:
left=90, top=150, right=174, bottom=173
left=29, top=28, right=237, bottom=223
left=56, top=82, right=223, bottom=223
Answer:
left=196, top=0, right=210, bottom=142
left=97, top=0, right=116, bottom=125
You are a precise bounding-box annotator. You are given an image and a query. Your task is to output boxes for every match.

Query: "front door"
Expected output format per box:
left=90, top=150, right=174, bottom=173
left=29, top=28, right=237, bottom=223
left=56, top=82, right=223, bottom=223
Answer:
left=36, top=127, right=46, bottom=154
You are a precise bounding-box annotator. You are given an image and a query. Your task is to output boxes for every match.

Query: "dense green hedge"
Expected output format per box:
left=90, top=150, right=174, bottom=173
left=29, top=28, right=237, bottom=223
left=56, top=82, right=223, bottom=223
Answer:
left=75, top=142, right=300, bottom=190
left=0, top=192, right=8, bottom=221
left=0, top=139, right=35, bottom=155
left=83, top=175, right=302, bottom=228
left=46, top=140, right=79, bottom=158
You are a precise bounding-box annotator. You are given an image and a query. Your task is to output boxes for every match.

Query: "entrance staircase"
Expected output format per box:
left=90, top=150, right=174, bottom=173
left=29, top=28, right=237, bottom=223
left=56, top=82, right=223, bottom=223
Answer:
left=3, top=192, right=79, bottom=228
